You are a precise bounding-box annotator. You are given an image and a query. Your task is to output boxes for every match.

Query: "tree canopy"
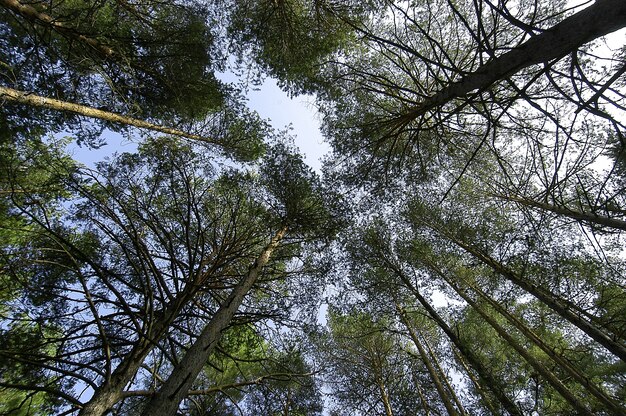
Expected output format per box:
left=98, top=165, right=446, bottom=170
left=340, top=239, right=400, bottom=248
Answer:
left=1, top=0, right=625, bottom=415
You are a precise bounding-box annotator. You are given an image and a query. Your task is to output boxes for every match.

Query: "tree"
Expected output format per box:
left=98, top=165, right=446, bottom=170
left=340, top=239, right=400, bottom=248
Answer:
left=318, top=311, right=402, bottom=416
left=1, top=0, right=225, bottom=142
left=0, top=135, right=85, bottom=414
left=140, top=143, right=343, bottom=415
left=314, top=0, right=626, bottom=204
left=343, top=221, right=523, bottom=415
left=1, top=137, right=280, bottom=414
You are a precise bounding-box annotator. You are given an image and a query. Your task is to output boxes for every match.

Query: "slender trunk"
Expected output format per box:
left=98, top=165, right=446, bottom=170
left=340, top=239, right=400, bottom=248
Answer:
left=452, top=347, right=498, bottom=415
left=377, top=379, right=394, bottom=416
left=0, top=86, right=217, bottom=144
left=141, top=226, right=288, bottom=416
left=456, top=237, right=626, bottom=362
left=433, top=267, right=591, bottom=414
left=497, top=194, right=626, bottom=232
left=0, top=0, right=171, bottom=87
left=79, top=287, right=196, bottom=416
left=422, top=333, right=468, bottom=416
left=411, top=372, right=431, bottom=416
left=396, top=303, right=459, bottom=416
left=283, top=387, right=291, bottom=416
left=389, top=265, right=523, bottom=416
left=422, top=220, right=626, bottom=361
left=402, top=0, right=626, bottom=119
left=459, top=272, right=626, bottom=415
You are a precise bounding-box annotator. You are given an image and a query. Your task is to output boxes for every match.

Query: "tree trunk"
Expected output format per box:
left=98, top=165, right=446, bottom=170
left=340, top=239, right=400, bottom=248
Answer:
left=0, top=0, right=116, bottom=56
left=389, top=265, right=523, bottom=416
left=402, top=0, right=626, bottom=119
left=457, top=270, right=626, bottom=415
left=140, top=226, right=288, bottom=416
left=396, top=303, right=460, bottom=416
left=377, top=379, right=395, bottom=416
left=0, top=86, right=217, bottom=144
left=449, top=234, right=626, bottom=362
left=497, top=193, right=626, bottom=232
left=79, top=286, right=196, bottom=416
left=411, top=373, right=431, bottom=416
left=452, top=347, right=498, bottom=415
left=422, top=332, right=468, bottom=416
left=432, top=266, right=591, bottom=414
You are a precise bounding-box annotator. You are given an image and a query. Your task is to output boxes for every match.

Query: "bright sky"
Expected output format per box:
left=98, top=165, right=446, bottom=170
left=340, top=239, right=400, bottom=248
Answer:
left=68, top=75, right=329, bottom=175
left=245, top=79, right=329, bottom=173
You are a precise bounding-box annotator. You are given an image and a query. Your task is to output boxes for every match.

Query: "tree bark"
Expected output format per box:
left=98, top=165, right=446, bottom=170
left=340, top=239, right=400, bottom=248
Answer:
left=497, top=193, right=626, bottom=232
left=78, top=286, right=196, bottom=416
left=377, top=379, right=395, bottom=416
left=0, top=86, right=218, bottom=144
left=452, top=347, right=498, bottom=415
left=421, top=219, right=626, bottom=362
left=140, top=226, right=288, bottom=416
left=389, top=265, right=523, bottom=416
left=396, top=303, right=460, bottom=416
left=402, top=0, right=626, bottom=119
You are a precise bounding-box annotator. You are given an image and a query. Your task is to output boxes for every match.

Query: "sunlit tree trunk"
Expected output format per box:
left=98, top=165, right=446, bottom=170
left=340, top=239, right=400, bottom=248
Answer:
left=377, top=379, right=394, bottom=416
left=396, top=303, right=460, bottom=416
left=141, top=225, right=288, bottom=416
left=0, top=86, right=217, bottom=144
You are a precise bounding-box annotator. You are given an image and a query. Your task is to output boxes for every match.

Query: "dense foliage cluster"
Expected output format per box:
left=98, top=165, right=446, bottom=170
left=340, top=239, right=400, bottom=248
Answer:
left=1, top=0, right=625, bottom=415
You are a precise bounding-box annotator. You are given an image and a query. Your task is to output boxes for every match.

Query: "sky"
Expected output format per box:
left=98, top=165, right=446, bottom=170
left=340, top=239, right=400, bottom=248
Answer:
left=245, top=78, right=329, bottom=173
left=68, top=74, right=330, bottom=175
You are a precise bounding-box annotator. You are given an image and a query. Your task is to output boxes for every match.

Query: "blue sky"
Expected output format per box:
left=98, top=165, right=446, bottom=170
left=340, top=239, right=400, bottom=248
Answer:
left=68, top=75, right=329, bottom=174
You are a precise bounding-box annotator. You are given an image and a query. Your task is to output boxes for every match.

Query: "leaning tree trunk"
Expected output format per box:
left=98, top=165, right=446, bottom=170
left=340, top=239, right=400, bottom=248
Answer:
left=388, top=264, right=523, bottom=416
left=0, top=86, right=218, bottom=144
left=496, top=193, right=626, bottom=232
left=400, top=0, right=626, bottom=119
left=452, top=347, right=499, bottom=415
left=454, top=267, right=626, bottom=415
left=429, top=265, right=592, bottom=414
left=1, top=0, right=175, bottom=88
left=460, top=240, right=626, bottom=362
left=424, top=220, right=626, bottom=362
left=79, top=285, right=197, bottom=416
left=140, top=225, right=288, bottom=416
left=395, top=303, right=460, bottom=416
left=422, top=331, right=468, bottom=416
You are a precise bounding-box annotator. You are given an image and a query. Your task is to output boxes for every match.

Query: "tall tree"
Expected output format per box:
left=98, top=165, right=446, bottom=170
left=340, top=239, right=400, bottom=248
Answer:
left=140, top=143, right=343, bottom=415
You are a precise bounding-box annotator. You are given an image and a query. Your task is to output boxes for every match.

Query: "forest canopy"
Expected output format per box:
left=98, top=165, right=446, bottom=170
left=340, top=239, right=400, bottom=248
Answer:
left=1, top=0, right=625, bottom=415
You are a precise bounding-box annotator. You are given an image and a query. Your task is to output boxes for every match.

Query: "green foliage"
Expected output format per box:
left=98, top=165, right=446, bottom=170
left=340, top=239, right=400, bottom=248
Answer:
left=186, top=326, right=322, bottom=416
left=260, top=142, right=347, bottom=238
left=226, top=0, right=370, bottom=95
left=0, top=318, right=65, bottom=415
